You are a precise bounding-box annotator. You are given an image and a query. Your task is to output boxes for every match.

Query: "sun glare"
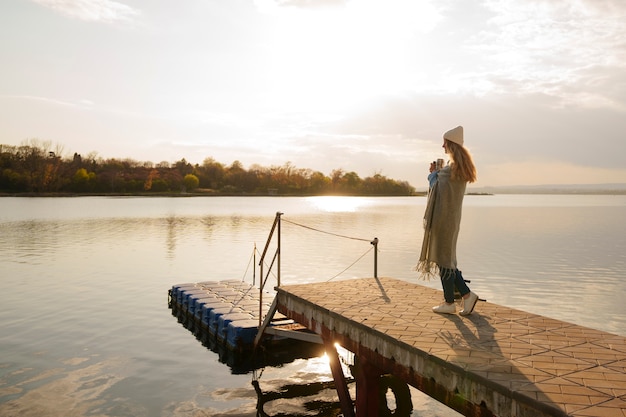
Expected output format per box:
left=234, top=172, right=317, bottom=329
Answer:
left=301, top=342, right=354, bottom=376
left=308, top=196, right=371, bottom=212
left=258, top=0, right=442, bottom=113
left=298, top=351, right=332, bottom=376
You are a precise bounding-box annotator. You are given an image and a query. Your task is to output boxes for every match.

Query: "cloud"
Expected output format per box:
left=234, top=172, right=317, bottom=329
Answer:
left=254, top=0, right=347, bottom=13
left=31, top=0, right=140, bottom=23
left=480, top=159, right=626, bottom=187
left=275, top=0, right=348, bottom=8
left=468, top=0, right=626, bottom=107
left=0, top=94, right=85, bottom=108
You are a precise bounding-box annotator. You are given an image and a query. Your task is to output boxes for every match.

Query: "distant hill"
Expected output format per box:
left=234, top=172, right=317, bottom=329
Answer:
left=468, top=183, right=626, bottom=195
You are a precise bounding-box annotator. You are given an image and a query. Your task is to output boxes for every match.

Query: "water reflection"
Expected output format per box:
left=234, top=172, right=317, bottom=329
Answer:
left=252, top=378, right=347, bottom=417
left=166, top=215, right=179, bottom=257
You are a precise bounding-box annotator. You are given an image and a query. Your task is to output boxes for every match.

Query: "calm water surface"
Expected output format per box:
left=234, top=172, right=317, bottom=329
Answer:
left=1, top=195, right=625, bottom=416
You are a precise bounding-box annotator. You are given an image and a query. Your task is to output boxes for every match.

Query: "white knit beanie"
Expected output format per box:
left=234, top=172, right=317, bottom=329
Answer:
left=443, top=126, right=464, bottom=146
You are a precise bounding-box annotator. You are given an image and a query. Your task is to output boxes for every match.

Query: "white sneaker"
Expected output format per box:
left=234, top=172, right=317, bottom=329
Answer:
left=432, top=302, right=456, bottom=314
left=459, top=292, right=479, bottom=316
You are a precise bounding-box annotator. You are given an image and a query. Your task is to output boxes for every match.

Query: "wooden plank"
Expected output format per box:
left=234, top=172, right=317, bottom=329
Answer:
left=263, top=327, right=322, bottom=344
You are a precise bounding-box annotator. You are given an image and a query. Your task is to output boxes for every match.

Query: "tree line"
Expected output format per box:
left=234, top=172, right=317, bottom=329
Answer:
left=0, top=140, right=416, bottom=196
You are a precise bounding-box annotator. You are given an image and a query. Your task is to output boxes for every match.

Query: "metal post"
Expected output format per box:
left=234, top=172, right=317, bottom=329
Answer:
left=277, top=212, right=282, bottom=288
left=371, top=238, right=378, bottom=278
left=259, top=262, right=263, bottom=327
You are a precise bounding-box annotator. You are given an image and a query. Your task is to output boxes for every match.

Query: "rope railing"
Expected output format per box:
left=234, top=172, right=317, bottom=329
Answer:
left=325, top=245, right=374, bottom=282
left=255, top=212, right=379, bottom=325
left=281, top=218, right=372, bottom=242
left=282, top=217, right=379, bottom=279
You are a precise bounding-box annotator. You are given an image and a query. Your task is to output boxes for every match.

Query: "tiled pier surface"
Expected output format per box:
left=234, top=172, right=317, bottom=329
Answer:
left=275, top=277, right=626, bottom=417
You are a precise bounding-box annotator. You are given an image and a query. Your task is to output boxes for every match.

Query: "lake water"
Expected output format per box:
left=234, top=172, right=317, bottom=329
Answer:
left=1, top=195, right=625, bottom=416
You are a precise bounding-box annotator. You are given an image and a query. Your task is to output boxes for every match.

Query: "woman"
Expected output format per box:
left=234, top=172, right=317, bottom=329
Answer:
left=416, top=125, right=479, bottom=315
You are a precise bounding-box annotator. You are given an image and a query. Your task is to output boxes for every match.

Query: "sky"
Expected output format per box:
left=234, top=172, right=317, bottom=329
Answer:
left=1, top=0, right=625, bottom=188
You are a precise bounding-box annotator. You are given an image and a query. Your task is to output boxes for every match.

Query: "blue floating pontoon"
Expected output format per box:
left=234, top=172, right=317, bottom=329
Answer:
left=208, top=307, right=244, bottom=335
left=189, top=294, right=218, bottom=316
left=171, top=284, right=196, bottom=304
left=181, top=289, right=207, bottom=307
left=217, top=312, right=254, bottom=341
left=168, top=280, right=315, bottom=352
left=226, top=319, right=260, bottom=350
left=201, top=301, right=234, bottom=327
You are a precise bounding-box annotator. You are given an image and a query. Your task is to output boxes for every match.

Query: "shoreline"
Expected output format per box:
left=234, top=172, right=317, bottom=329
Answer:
left=4, top=190, right=626, bottom=197
left=0, top=192, right=427, bottom=198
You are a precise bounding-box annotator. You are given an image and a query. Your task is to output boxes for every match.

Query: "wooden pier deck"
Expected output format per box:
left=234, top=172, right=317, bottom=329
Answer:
left=274, top=277, right=626, bottom=417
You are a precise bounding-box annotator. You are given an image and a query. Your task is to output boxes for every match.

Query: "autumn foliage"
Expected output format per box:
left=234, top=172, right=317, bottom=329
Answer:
left=0, top=141, right=415, bottom=196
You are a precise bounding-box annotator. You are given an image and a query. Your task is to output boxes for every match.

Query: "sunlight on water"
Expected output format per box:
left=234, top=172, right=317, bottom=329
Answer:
left=306, top=195, right=375, bottom=212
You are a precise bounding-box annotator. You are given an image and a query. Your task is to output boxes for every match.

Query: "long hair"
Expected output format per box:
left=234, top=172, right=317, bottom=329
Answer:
left=445, top=140, right=477, bottom=183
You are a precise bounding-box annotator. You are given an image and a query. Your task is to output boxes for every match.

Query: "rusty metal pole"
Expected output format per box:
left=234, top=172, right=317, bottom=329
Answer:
left=258, top=251, right=263, bottom=327
left=371, top=238, right=378, bottom=278
left=277, top=212, right=282, bottom=288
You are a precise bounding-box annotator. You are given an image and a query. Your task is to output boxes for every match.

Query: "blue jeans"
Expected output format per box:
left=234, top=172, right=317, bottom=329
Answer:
left=439, top=268, right=470, bottom=303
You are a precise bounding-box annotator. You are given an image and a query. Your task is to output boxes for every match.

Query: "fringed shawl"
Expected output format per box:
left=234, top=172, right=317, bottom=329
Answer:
left=416, top=166, right=467, bottom=279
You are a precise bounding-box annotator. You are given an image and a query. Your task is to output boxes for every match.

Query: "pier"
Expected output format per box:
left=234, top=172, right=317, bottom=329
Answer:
left=170, top=212, right=626, bottom=416
left=269, top=277, right=626, bottom=417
